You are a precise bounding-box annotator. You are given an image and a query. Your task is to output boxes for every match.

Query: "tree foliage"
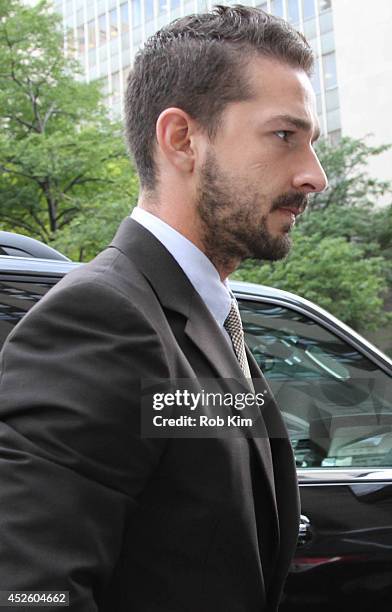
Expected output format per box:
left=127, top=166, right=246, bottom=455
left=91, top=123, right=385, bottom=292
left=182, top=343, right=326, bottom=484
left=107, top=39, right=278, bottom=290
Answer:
left=0, top=0, right=136, bottom=243
left=297, top=137, right=392, bottom=263
left=233, top=234, right=390, bottom=332
left=51, top=194, right=137, bottom=262
left=305, top=137, right=391, bottom=213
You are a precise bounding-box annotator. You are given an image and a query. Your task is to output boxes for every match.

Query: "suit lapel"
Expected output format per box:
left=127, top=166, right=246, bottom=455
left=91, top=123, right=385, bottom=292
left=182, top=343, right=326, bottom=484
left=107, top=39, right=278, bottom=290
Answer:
left=110, top=217, right=245, bottom=381
left=246, top=347, right=279, bottom=519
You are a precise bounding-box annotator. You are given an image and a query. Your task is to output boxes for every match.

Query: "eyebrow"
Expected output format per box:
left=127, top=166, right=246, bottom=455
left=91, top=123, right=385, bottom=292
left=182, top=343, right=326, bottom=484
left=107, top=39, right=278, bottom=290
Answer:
left=266, top=114, right=321, bottom=143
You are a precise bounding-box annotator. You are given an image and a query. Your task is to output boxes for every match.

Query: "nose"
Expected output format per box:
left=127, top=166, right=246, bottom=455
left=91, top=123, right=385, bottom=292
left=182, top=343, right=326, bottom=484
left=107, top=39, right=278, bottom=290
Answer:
left=292, top=148, right=328, bottom=194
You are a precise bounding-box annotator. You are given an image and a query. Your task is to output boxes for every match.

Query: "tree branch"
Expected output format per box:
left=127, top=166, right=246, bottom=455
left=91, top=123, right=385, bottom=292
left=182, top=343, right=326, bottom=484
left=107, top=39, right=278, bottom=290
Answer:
left=56, top=206, right=81, bottom=223
left=0, top=164, right=42, bottom=183
left=3, top=114, right=37, bottom=132
left=63, top=175, right=113, bottom=193
left=0, top=214, right=42, bottom=239
left=28, top=205, right=50, bottom=237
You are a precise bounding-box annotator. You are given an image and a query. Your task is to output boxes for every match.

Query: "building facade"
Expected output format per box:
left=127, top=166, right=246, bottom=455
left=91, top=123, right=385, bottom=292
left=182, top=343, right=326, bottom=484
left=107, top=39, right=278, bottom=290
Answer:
left=332, top=0, right=392, bottom=193
left=53, top=0, right=341, bottom=144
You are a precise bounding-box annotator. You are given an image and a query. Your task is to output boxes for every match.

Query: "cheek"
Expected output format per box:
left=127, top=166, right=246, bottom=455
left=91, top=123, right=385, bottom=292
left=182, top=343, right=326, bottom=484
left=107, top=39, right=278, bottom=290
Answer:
left=247, top=156, right=274, bottom=175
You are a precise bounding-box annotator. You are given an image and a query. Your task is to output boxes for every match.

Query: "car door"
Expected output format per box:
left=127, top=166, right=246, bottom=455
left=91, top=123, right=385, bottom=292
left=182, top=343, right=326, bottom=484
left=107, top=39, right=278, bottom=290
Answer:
left=237, top=296, right=392, bottom=612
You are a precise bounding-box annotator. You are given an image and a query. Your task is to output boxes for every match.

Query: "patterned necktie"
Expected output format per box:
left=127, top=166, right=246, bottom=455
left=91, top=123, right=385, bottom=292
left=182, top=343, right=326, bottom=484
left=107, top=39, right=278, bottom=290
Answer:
left=224, top=299, right=252, bottom=380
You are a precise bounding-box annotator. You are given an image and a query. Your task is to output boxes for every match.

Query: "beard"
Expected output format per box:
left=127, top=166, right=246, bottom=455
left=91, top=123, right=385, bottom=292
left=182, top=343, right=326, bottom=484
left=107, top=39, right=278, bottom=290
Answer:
left=196, top=150, right=308, bottom=270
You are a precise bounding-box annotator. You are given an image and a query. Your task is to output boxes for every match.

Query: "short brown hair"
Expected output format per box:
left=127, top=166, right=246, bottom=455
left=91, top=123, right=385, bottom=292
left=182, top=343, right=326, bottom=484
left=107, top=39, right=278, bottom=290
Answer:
left=124, top=4, right=313, bottom=190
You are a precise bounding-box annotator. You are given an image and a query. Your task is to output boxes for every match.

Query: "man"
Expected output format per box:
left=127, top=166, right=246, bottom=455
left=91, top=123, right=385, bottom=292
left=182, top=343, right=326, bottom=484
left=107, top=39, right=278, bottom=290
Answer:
left=0, top=5, right=327, bottom=611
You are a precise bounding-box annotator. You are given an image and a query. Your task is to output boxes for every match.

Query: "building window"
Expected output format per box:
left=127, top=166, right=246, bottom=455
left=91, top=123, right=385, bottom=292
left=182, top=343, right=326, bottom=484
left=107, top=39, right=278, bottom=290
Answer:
left=327, top=108, right=340, bottom=132
left=66, top=28, right=76, bottom=55
left=303, top=17, right=316, bottom=39
left=319, top=10, right=333, bottom=33
left=87, top=19, right=96, bottom=49
left=321, top=30, right=335, bottom=54
left=271, top=0, right=283, bottom=17
left=287, top=0, right=299, bottom=24
left=123, top=67, right=130, bottom=88
left=310, top=59, right=321, bottom=94
left=159, top=0, right=167, bottom=14
left=120, top=3, right=130, bottom=32
left=316, top=93, right=322, bottom=115
left=76, top=25, right=85, bottom=54
left=98, top=14, right=106, bottom=46
left=122, top=31, right=130, bottom=50
left=308, top=36, right=317, bottom=54
left=323, top=52, right=337, bottom=89
left=99, top=47, right=107, bottom=65
left=88, top=47, right=96, bottom=67
left=76, top=7, right=83, bottom=26
left=132, top=0, right=141, bottom=27
left=145, top=0, right=154, bottom=22
left=133, top=27, right=142, bottom=45
left=109, top=8, right=118, bottom=39
left=172, top=0, right=180, bottom=9
left=325, top=87, right=339, bottom=112
left=112, top=70, right=121, bottom=100
left=302, top=0, right=315, bottom=20
left=328, top=129, right=341, bottom=146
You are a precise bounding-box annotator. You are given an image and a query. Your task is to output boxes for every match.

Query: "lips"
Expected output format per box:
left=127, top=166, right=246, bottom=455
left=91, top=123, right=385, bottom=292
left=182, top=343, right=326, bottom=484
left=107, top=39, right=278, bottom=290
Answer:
left=272, top=192, right=308, bottom=217
left=278, top=207, right=302, bottom=217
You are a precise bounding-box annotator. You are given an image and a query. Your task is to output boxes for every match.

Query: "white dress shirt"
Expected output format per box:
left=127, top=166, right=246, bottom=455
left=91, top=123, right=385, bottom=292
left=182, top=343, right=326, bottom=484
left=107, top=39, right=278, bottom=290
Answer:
left=130, top=207, right=232, bottom=341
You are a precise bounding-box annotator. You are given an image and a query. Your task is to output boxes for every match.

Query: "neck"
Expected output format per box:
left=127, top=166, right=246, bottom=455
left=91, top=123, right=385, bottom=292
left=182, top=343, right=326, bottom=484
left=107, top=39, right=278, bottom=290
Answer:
left=136, top=198, right=240, bottom=282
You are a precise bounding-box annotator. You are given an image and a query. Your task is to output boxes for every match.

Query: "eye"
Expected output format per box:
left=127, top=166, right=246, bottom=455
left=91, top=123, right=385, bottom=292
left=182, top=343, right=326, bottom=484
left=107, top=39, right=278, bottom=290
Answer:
left=275, top=130, right=293, bottom=142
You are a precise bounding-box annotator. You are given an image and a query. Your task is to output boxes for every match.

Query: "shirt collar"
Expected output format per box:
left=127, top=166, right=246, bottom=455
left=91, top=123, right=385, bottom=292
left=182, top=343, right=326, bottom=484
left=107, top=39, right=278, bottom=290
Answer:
left=130, top=207, right=232, bottom=327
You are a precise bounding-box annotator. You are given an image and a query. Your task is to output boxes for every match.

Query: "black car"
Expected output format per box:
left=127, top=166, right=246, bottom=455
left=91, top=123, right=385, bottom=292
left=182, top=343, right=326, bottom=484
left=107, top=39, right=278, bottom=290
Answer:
left=1, top=252, right=391, bottom=611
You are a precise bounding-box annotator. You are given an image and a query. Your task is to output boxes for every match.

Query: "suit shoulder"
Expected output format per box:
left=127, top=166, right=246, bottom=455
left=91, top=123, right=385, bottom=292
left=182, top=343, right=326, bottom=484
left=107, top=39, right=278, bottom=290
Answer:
left=4, top=246, right=165, bottom=348
left=56, top=246, right=152, bottom=304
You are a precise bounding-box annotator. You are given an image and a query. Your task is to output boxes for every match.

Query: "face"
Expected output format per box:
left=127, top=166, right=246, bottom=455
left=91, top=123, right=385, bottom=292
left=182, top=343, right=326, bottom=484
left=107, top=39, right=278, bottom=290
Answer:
left=195, top=56, right=328, bottom=270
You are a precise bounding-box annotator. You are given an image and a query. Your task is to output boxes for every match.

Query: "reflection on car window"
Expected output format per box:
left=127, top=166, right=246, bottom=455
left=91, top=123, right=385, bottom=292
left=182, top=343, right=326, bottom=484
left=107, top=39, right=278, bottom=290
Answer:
left=239, top=300, right=392, bottom=470
left=0, top=280, right=54, bottom=346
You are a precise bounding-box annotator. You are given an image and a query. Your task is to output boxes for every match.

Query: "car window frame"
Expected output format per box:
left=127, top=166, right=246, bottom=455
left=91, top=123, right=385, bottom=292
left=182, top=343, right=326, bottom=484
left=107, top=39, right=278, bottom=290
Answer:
left=235, top=291, right=392, bottom=486
left=235, top=291, right=392, bottom=376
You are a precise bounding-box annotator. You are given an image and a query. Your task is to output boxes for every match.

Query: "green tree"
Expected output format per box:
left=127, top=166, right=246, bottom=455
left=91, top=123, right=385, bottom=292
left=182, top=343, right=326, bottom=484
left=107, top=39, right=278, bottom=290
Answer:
left=297, top=137, right=392, bottom=262
left=233, top=234, right=390, bottom=331
left=0, top=0, right=136, bottom=245
left=51, top=194, right=137, bottom=262
left=306, top=136, right=391, bottom=213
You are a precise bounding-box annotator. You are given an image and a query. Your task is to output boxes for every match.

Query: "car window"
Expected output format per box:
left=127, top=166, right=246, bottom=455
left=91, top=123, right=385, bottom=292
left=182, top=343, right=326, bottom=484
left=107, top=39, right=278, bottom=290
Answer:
left=238, top=299, right=392, bottom=469
left=0, top=246, right=32, bottom=257
left=0, top=280, right=55, bottom=346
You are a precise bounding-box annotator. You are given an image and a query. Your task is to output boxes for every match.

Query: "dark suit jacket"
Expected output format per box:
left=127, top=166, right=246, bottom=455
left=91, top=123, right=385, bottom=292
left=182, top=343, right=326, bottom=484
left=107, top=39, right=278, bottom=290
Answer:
left=0, top=218, right=300, bottom=611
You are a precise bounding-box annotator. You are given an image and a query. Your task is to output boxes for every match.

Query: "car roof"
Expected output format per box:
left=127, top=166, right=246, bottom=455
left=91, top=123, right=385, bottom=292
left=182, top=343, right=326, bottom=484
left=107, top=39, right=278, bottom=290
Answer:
left=0, top=255, right=79, bottom=276
left=0, top=231, right=70, bottom=262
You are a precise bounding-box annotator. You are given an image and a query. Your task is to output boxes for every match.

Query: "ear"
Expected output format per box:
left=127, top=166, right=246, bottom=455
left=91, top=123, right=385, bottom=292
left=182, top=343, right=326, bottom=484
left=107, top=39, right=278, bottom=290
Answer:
left=156, top=108, right=200, bottom=175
